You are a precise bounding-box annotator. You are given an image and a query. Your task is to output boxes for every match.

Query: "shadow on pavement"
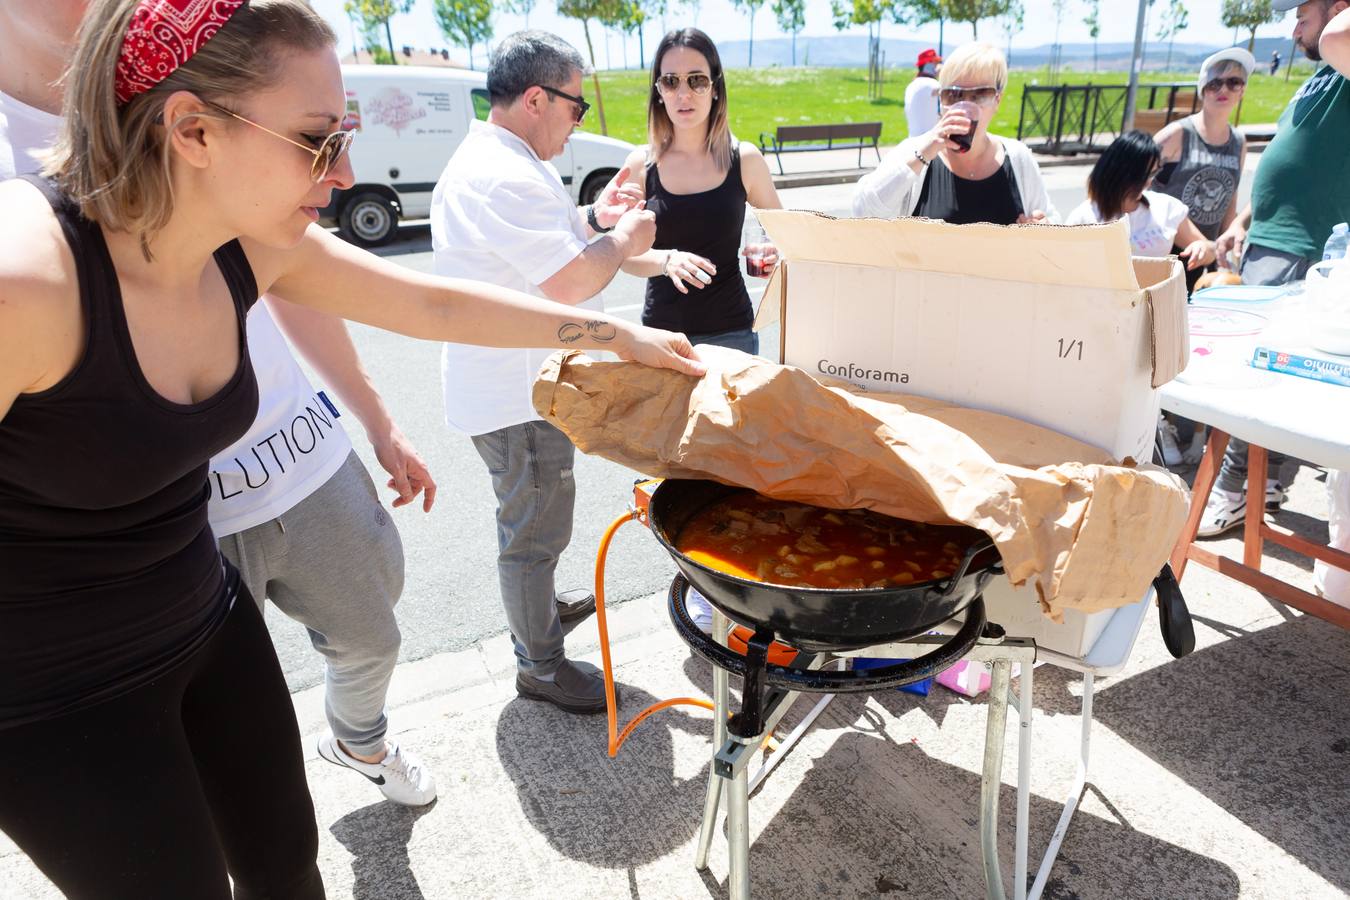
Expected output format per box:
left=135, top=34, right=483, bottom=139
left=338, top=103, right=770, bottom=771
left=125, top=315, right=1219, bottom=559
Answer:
left=743, top=731, right=1241, bottom=900
left=494, top=690, right=714, bottom=869
left=1094, top=614, right=1350, bottom=893
left=329, top=799, right=435, bottom=900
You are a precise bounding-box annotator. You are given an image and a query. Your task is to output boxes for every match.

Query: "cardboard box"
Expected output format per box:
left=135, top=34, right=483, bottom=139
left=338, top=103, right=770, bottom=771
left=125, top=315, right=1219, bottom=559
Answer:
left=753, top=213, right=1188, bottom=652
left=754, top=213, right=1188, bottom=463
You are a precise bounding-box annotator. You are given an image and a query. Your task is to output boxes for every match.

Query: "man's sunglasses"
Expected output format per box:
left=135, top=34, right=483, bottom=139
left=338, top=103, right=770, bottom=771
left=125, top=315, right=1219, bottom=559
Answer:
left=655, top=72, right=713, bottom=95
left=201, top=99, right=354, bottom=183
left=539, top=85, right=590, bottom=124
left=1204, top=76, right=1247, bottom=93
left=938, top=85, right=1001, bottom=106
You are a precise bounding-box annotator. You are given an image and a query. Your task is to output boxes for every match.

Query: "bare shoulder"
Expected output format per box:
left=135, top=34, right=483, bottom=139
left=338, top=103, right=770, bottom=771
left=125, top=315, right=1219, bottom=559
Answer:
left=0, top=180, right=82, bottom=404
left=1154, top=121, right=1184, bottom=156
left=622, top=146, right=650, bottom=182
left=738, top=141, right=767, bottom=164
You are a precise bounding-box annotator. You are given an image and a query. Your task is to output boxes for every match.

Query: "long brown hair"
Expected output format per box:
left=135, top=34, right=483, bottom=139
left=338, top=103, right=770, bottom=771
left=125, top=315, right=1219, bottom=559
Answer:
left=44, top=0, right=335, bottom=253
left=647, top=28, right=733, bottom=171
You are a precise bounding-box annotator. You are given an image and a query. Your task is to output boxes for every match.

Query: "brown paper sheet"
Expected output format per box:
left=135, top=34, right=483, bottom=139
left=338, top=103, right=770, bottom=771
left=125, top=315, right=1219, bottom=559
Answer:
left=533, top=347, right=1191, bottom=619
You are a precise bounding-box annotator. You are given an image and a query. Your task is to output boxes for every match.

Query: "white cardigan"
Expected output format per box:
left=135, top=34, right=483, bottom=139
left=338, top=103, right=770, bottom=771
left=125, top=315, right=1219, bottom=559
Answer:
left=852, top=134, right=1060, bottom=223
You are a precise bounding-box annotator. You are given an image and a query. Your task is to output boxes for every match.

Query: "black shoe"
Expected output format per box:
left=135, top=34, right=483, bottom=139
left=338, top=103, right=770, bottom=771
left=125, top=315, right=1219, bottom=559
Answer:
left=555, top=589, right=597, bottom=624
left=516, top=659, right=616, bottom=714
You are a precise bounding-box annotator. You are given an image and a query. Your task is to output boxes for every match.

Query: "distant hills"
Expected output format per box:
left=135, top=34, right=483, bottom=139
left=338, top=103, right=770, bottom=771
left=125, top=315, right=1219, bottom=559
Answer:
left=703, top=34, right=1298, bottom=71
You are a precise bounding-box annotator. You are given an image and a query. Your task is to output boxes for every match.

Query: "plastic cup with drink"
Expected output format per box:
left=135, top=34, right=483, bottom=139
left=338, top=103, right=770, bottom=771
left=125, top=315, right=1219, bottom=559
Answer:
left=742, top=217, right=777, bottom=278
left=948, top=100, right=980, bottom=154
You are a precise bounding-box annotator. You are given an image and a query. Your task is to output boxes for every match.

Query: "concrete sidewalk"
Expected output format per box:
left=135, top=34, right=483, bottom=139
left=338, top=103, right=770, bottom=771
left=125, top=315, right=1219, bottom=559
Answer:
left=3, top=466, right=1348, bottom=899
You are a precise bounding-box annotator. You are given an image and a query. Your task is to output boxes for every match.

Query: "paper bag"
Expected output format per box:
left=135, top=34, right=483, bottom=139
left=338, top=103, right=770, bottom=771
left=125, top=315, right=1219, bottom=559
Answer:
left=533, top=347, right=1190, bottom=618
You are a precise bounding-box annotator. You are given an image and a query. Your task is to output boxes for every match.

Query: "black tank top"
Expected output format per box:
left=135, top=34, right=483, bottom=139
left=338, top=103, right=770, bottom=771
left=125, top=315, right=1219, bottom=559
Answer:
left=0, top=176, right=260, bottom=729
left=913, top=154, right=1025, bottom=226
left=642, top=147, right=753, bottom=335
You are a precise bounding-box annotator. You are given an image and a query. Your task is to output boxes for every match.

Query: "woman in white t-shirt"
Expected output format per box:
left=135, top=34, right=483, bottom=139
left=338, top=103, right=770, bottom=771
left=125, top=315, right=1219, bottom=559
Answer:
left=1065, top=130, right=1216, bottom=268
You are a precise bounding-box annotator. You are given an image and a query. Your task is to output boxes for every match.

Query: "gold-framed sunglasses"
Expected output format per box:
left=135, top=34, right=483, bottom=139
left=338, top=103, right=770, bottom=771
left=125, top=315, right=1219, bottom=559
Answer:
left=200, top=99, right=355, bottom=183
left=655, top=72, right=713, bottom=95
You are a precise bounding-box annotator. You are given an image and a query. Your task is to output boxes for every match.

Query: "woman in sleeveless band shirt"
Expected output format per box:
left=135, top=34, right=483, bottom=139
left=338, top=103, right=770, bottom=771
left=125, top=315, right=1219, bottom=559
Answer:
left=620, top=28, right=783, bottom=355
left=1154, top=48, right=1253, bottom=290
left=0, top=2, right=703, bottom=897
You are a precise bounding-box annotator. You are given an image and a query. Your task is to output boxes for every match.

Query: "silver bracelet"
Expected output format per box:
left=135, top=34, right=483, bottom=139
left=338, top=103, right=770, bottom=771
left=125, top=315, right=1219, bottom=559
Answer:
left=913, top=147, right=929, bottom=167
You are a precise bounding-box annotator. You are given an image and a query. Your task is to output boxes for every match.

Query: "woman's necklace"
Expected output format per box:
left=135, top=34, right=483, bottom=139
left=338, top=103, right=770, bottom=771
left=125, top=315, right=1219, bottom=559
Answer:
left=944, top=137, right=996, bottom=180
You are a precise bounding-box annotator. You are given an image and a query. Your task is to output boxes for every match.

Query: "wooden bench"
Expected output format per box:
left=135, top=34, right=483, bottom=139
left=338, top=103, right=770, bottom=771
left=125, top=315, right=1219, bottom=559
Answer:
left=758, top=122, right=883, bottom=175
left=1135, top=89, right=1199, bottom=135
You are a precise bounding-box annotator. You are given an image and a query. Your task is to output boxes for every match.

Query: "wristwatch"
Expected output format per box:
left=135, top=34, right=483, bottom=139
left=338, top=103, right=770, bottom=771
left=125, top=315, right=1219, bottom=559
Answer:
left=586, top=204, right=613, bottom=233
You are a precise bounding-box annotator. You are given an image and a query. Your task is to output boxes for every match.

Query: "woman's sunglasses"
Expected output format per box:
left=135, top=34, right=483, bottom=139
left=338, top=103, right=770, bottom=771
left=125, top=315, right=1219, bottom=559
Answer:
left=1204, top=77, right=1247, bottom=93
left=655, top=72, right=713, bottom=95
left=539, top=85, right=590, bottom=124
left=939, top=85, right=1001, bottom=107
left=202, top=99, right=354, bottom=183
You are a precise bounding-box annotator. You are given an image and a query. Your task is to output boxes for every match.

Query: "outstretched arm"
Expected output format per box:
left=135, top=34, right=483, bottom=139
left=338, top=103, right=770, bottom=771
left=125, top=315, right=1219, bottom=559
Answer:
left=250, top=226, right=705, bottom=377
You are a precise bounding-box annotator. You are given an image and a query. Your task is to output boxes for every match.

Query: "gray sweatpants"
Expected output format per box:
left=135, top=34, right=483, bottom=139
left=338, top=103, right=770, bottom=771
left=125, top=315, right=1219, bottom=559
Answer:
left=471, top=420, right=575, bottom=678
left=218, top=451, right=405, bottom=757
left=1213, top=244, right=1314, bottom=492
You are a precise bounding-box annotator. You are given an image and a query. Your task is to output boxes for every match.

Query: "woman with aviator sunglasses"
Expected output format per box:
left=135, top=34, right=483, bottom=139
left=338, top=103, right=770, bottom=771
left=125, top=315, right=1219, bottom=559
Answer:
left=853, top=42, right=1057, bottom=226
left=619, top=28, right=783, bottom=355
left=1152, top=48, right=1254, bottom=288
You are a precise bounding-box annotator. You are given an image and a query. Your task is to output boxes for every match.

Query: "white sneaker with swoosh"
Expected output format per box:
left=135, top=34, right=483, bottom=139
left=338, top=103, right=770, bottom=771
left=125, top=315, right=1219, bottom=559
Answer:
left=317, top=734, right=437, bottom=807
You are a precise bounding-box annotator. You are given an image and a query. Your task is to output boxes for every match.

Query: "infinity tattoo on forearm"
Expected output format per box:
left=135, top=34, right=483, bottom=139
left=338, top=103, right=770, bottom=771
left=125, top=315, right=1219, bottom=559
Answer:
left=557, top=319, right=619, bottom=344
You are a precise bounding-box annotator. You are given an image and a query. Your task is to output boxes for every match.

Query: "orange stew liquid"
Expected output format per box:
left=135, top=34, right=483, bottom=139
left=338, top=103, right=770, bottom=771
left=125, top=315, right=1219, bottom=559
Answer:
left=676, top=491, right=984, bottom=590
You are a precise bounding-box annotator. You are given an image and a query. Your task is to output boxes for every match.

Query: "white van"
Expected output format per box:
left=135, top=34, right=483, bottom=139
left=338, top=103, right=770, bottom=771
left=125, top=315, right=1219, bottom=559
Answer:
left=325, top=65, right=635, bottom=246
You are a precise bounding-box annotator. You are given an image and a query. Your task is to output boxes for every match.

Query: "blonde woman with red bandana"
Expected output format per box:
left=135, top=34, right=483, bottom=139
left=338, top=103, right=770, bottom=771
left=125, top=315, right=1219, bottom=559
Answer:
left=0, top=1, right=703, bottom=896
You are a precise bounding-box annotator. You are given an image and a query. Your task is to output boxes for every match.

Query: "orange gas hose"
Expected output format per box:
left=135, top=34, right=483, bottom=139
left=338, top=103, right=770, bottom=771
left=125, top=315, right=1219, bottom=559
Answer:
left=596, top=511, right=715, bottom=758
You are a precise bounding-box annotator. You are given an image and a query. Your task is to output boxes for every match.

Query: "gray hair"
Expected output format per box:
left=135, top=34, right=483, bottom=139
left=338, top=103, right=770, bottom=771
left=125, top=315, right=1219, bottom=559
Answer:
left=487, top=31, right=587, bottom=106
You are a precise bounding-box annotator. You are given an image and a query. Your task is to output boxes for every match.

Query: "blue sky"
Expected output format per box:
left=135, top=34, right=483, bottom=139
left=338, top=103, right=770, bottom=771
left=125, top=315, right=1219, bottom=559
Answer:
left=314, top=0, right=1301, bottom=71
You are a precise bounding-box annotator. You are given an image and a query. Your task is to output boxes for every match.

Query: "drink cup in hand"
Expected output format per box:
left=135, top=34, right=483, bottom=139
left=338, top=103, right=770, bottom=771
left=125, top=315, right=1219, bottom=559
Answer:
left=949, top=100, right=980, bottom=153
left=742, top=221, right=777, bottom=278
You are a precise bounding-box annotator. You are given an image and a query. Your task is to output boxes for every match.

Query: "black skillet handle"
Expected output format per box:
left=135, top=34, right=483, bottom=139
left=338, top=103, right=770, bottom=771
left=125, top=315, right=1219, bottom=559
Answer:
left=939, top=537, right=1002, bottom=600
left=1154, top=564, right=1195, bottom=659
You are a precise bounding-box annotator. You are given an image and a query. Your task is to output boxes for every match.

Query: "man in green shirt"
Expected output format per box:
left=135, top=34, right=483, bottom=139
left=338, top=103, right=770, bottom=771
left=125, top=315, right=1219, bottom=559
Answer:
left=1202, top=0, right=1350, bottom=536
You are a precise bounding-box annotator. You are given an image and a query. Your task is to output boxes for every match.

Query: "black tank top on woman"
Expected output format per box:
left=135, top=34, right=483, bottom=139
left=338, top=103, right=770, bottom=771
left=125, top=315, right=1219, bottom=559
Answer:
left=0, top=176, right=260, bottom=729
left=913, top=154, right=1025, bottom=226
left=642, top=147, right=753, bottom=336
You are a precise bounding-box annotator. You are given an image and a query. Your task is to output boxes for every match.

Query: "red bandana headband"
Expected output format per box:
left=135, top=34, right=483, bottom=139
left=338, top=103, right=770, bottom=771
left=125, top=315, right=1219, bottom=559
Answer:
left=114, top=0, right=247, bottom=105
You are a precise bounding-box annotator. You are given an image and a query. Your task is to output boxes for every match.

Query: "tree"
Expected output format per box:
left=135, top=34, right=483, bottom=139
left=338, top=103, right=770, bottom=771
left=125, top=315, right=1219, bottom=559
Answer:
left=998, top=0, right=1022, bottom=68
left=730, top=0, right=769, bottom=67
left=1049, top=0, right=1068, bottom=83
left=344, top=0, right=416, bottom=65
left=680, top=0, right=702, bottom=26
left=558, top=0, right=625, bottom=134
left=1221, top=0, right=1281, bottom=53
left=944, top=0, right=1012, bottom=39
left=502, top=0, right=536, bottom=28
left=1157, top=0, right=1188, bottom=72
left=433, top=0, right=493, bottom=70
left=773, top=0, right=807, bottom=66
left=1082, top=0, right=1101, bottom=73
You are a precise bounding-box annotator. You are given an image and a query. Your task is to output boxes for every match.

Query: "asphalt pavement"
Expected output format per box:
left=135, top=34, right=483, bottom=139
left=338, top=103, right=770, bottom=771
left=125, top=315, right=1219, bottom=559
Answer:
left=264, top=155, right=1262, bottom=693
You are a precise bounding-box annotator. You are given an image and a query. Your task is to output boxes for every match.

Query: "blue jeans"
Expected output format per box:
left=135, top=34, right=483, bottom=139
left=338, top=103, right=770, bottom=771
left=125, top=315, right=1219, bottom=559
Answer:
left=1213, top=245, right=1311, bottom=492
left=686, top=327, right=760, bottom=355
left=471, top=420, right=574, bottom=677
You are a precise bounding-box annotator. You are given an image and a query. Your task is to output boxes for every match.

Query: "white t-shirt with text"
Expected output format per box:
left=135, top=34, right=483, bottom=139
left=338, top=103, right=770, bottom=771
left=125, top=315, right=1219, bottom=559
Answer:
left=431, top=120, right=598, bottom=436
left=0, top=89, right=352, bottom=539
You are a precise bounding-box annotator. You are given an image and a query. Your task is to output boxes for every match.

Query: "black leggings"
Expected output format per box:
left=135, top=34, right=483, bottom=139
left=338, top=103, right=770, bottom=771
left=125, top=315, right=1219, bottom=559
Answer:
left=0, top=589, right=324, bottom=899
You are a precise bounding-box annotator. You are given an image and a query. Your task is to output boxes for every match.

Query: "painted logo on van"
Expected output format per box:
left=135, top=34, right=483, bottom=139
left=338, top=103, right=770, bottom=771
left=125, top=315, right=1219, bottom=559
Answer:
left=367, top=86, right=426, bottom=136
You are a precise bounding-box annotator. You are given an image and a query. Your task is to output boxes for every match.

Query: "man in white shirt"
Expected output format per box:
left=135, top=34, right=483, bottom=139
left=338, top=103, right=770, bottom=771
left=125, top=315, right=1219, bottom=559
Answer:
left=432, top=31, right=656, bottom=713
left=904, top=49, right=942, bottom=138
left=0, top=2, right=437, bottom=806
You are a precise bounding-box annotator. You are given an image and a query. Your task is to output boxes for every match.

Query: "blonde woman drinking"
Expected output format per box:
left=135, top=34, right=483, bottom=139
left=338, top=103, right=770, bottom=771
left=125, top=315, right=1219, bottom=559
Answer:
left=621, top=28, right=782, bottom=354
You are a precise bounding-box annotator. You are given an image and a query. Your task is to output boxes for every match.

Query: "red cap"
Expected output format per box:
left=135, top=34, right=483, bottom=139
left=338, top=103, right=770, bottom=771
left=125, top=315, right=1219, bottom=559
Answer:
left=115, top=0, right=247, bottom=105
left=917, top=49, right=942, bottom=68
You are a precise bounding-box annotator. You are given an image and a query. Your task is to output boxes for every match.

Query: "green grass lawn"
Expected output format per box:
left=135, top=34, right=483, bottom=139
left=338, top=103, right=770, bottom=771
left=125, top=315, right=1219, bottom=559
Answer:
left=579, top=64, right=1313, bottom=148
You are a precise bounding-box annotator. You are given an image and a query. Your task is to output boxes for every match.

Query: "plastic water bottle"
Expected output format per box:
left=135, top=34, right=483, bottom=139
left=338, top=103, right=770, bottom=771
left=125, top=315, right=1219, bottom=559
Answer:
left=1323, top=222, right=1350, bottom=261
